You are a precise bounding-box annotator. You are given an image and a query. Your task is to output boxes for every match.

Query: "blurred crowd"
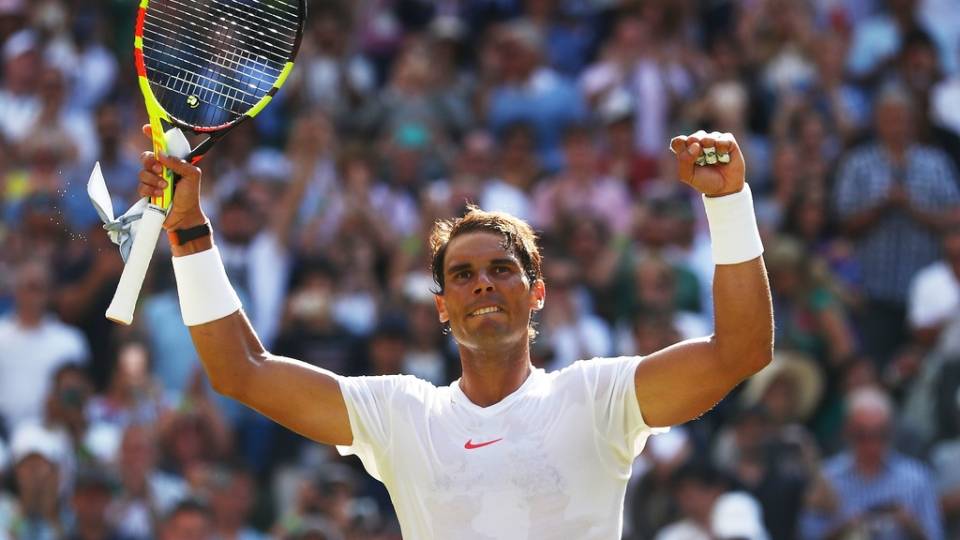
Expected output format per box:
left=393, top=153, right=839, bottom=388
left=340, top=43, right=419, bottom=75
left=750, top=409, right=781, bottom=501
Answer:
left=1, top=0, right=960, bottom=538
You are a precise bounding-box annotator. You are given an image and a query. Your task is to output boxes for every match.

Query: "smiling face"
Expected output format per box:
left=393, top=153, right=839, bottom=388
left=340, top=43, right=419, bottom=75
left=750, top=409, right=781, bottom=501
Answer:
left=434, top=232, right=544, bottom=352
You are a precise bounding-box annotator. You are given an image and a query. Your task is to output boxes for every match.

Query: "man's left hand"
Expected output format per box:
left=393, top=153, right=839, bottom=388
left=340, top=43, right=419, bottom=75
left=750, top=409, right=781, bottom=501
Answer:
left=670, top=131, right=745, bottom=197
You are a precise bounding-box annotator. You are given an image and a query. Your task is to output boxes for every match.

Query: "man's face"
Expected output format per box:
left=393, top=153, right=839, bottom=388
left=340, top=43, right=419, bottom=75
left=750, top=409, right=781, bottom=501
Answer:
left=848, top=408, right=891, bottom=469
left=434, top=232, right=544, bottom=351
left=875, top=99, right=912, bottom=148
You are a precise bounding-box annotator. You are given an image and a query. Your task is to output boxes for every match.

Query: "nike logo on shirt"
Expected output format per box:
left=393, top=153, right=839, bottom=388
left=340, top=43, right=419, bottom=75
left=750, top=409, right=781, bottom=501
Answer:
left=464, top=438, right=503, bottom=450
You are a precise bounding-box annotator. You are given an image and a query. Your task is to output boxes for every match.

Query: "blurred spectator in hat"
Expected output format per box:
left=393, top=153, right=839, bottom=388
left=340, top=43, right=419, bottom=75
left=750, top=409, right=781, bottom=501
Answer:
left=740, top=351, right=825, bottom=430
left=203, top=460, right=267, bottom=540
left=0, top=257, right=88, bottom=432
left=66, top=466, right=127, bottom=540
left=656, top=460, right=769, bottom=540
left=536, top=257, right=611, bottom=371
left=764, top=236, right=857, bottom=368
left=111, top=424, right=189, bottom=540
left=833, top=83, right=960, bottom=368
left=531, top=123, right=632, bottom=236
left=87, top=340, right=167, bottom=433
left=158, top=499, right=213, bottom=540
left=480, top=122, right=541, bottom=222
left=0, top=29, right=41, bottom=143
left=486, top=19, right=587, bottom=172
left=7, top=423, right=70, bottom=540
left=800, top=386, right=944, bottom=540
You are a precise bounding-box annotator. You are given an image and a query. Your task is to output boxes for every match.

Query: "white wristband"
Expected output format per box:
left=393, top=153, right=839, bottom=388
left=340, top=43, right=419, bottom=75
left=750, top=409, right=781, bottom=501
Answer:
left=172, top=246, right=242, bottom=326
left=702, top=183, right=764, bottom=265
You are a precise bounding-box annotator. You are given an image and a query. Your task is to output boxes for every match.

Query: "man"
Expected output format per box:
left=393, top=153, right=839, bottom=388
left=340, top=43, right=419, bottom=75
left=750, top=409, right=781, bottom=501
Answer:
left=0, top=259, right=89, bottom=433
left=800, top=387, right=944, bottom=539
left=833, top=83, right=960, bottom=366
left=158, top=500, right=214, bottom=540
left=134, top=128, right=772, bottom=538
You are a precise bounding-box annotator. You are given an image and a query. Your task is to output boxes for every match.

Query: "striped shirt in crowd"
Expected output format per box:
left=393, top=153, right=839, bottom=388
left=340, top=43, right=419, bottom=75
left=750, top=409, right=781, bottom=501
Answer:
left=800, top=452, right=945, bottom=540
left=834, top=144, right=960, bottom=303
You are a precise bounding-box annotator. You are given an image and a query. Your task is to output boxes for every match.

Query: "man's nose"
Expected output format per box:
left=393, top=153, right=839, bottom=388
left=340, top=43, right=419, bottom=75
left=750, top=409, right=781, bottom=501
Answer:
left=473, top=271, right=494, bottom=294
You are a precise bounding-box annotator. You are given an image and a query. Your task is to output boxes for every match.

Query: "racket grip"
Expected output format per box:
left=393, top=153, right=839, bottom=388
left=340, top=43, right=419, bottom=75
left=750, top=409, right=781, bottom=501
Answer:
left=105, top=206, right=166, bottom=325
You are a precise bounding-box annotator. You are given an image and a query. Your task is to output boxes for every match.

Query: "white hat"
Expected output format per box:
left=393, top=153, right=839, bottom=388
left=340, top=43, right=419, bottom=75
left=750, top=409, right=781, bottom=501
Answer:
left=3, top=28, right=37, bottom=61
left=711, top=491, right=769, bottom=540
left=741, top=350, right=824, bottom=421
left=10, top=424, right=67, bottom=466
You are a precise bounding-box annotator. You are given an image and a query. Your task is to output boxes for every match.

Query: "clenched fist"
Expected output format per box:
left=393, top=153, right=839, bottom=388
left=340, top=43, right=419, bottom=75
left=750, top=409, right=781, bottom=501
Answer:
left=669, top=131, right=745, bottom=198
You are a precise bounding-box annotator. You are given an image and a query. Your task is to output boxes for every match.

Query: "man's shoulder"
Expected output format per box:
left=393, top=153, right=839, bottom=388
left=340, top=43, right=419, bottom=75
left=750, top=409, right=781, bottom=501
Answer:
left=341, top=373, right=444, bottom=403
left=887, top=452, right=936, bottom=485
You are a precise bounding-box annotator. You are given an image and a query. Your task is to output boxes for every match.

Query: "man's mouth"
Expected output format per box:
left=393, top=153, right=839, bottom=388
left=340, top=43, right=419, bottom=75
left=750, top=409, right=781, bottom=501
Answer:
left=469, top=306, right=504, bottom=317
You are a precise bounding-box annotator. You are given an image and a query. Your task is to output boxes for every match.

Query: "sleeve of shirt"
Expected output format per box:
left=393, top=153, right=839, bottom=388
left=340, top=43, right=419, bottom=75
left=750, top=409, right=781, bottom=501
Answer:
left=911, top=466, right=947, bottom=540
left=335, top=374, right=424, bottom=482
left=578, top=357, right=668, bottom=468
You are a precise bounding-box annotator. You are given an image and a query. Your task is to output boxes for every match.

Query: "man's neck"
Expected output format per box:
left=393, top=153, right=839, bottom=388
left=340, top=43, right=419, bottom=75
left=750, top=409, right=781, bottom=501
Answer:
left=16, top=311, right=43, bottom=329
left=458, top=342, right=533, bottom=407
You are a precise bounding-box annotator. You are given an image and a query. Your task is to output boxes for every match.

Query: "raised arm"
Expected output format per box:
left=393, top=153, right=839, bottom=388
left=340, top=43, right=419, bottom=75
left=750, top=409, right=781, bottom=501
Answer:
left=136, top=129, right=352, bottom=446
left=634, top=131, right=774, bottom=428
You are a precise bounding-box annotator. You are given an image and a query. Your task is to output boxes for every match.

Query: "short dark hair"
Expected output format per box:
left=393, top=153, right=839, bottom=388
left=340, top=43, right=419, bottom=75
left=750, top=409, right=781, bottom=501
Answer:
left=429, top=205, right=542, bottom=294
left=164, top=498, right=213, bottom=524
left=429, top=206, right=543, bottom=340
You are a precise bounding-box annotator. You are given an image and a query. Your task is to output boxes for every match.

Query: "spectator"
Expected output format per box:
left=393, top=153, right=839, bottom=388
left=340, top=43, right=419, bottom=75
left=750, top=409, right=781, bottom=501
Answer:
left=111, top=424, right=189, bottom=540
left=656, top=460, right=769, bottom=540
left=486, top=19, right=587, bottom=171
left=158, top=499, right=214, bottom=540
left=833, top=83, right=960, bottom=367
left=204, top=461, right=267, bottom=540
left=66, top=467, right=127, bottom=540
left=0, top=258, right=89, bottom=432
left=800, top=386, right=944, bottom=540
left=6, top=423, right=70, bottom=540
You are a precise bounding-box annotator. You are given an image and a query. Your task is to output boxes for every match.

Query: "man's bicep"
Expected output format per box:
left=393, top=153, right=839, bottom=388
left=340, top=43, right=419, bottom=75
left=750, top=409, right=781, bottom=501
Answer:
left=234, top=354, right=354, bottom=446
left=633, top=337, right=746, bottom=428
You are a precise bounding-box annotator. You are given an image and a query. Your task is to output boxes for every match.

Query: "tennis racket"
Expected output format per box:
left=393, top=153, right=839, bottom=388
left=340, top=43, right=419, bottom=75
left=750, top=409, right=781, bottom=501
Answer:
left=106, top=0, right=306, bottom=325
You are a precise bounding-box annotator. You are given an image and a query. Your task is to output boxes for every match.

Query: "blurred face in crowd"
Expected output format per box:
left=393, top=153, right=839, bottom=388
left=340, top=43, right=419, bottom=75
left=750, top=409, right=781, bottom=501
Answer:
left=875, top=96, right=913, bottom=150
left=635, top=259, right=675, bottom=312
left=562, top=130, right=597, bottom=177
left=13, top=259, right=52, bottom=322
left=120, top=425, right=157, bottom=493
left=210, top=469, right=255, bottom=530
left=14, top=454, right=59, bottom=513
left=435, top=232, right=544, bottom=352
left=161, top=508, right=213, bottom=540
left=71, top=483, right=112, bottom=530
left=497, top=30, right=539, bottom=81
left=49, top=366, right=93, bottom=428
left=847, top=404, right=892, bottom=472
left=112, top=342, right=151, bottom=400
left=674, top=478, right=721, bottom=525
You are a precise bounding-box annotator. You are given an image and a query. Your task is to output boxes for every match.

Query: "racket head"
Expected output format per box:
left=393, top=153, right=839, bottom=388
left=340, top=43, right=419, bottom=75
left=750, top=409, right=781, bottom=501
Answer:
left=134, top=0, right=305, bottom=134
left=133, top=0, right=304, bottom=207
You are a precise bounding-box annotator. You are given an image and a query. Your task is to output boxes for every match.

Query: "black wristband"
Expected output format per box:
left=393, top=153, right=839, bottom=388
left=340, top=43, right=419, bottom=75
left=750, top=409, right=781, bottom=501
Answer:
left=168, top=222, right=211, bottom=246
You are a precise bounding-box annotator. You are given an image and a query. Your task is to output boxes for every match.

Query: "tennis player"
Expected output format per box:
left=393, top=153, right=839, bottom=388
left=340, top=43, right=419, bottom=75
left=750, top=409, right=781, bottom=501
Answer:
left=136, top=128, right=772, bottom=538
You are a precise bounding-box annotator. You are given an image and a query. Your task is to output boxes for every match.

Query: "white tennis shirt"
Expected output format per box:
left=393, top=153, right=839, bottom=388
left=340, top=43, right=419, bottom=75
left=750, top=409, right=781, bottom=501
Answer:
left=336, top=356, right=667, bottom=539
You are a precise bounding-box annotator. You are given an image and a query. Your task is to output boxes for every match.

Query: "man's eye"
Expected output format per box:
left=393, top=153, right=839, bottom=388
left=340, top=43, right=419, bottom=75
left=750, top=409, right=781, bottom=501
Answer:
left=455, top=270, right=472, bottom=280
left=494, top=266, right=510, bottom=274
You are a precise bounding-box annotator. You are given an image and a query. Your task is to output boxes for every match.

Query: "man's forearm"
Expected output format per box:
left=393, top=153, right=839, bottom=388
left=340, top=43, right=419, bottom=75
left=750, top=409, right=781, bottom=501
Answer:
left=712, top=257, right=774, bottom=376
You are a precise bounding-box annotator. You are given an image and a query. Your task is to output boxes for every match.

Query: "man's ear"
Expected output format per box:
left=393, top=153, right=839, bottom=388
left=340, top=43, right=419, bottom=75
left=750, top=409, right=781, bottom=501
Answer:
left=435, top=294, right=449, bottom=323
left=530, top=279, right=546, bottom=311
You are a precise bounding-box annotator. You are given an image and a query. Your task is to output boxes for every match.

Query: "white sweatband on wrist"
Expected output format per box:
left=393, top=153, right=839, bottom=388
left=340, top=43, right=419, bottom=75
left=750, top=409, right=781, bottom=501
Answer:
left=702, top=183, right=764, bottom=265
left=172, top=246, right=242, bottom=326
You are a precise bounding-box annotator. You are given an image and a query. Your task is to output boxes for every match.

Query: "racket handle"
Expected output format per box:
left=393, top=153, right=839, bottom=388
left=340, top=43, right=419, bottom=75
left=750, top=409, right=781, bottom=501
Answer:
left=105, top=205, right=166, bottom=325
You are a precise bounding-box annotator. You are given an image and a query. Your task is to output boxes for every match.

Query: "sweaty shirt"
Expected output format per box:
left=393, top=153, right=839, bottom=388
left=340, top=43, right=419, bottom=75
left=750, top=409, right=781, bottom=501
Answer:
left=336, top=356, right=666, bottom=539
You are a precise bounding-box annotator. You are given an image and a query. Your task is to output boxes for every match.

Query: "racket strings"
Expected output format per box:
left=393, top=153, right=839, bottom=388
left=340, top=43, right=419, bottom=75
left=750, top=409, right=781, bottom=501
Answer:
left=141, top=0, right=300, bottom=128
